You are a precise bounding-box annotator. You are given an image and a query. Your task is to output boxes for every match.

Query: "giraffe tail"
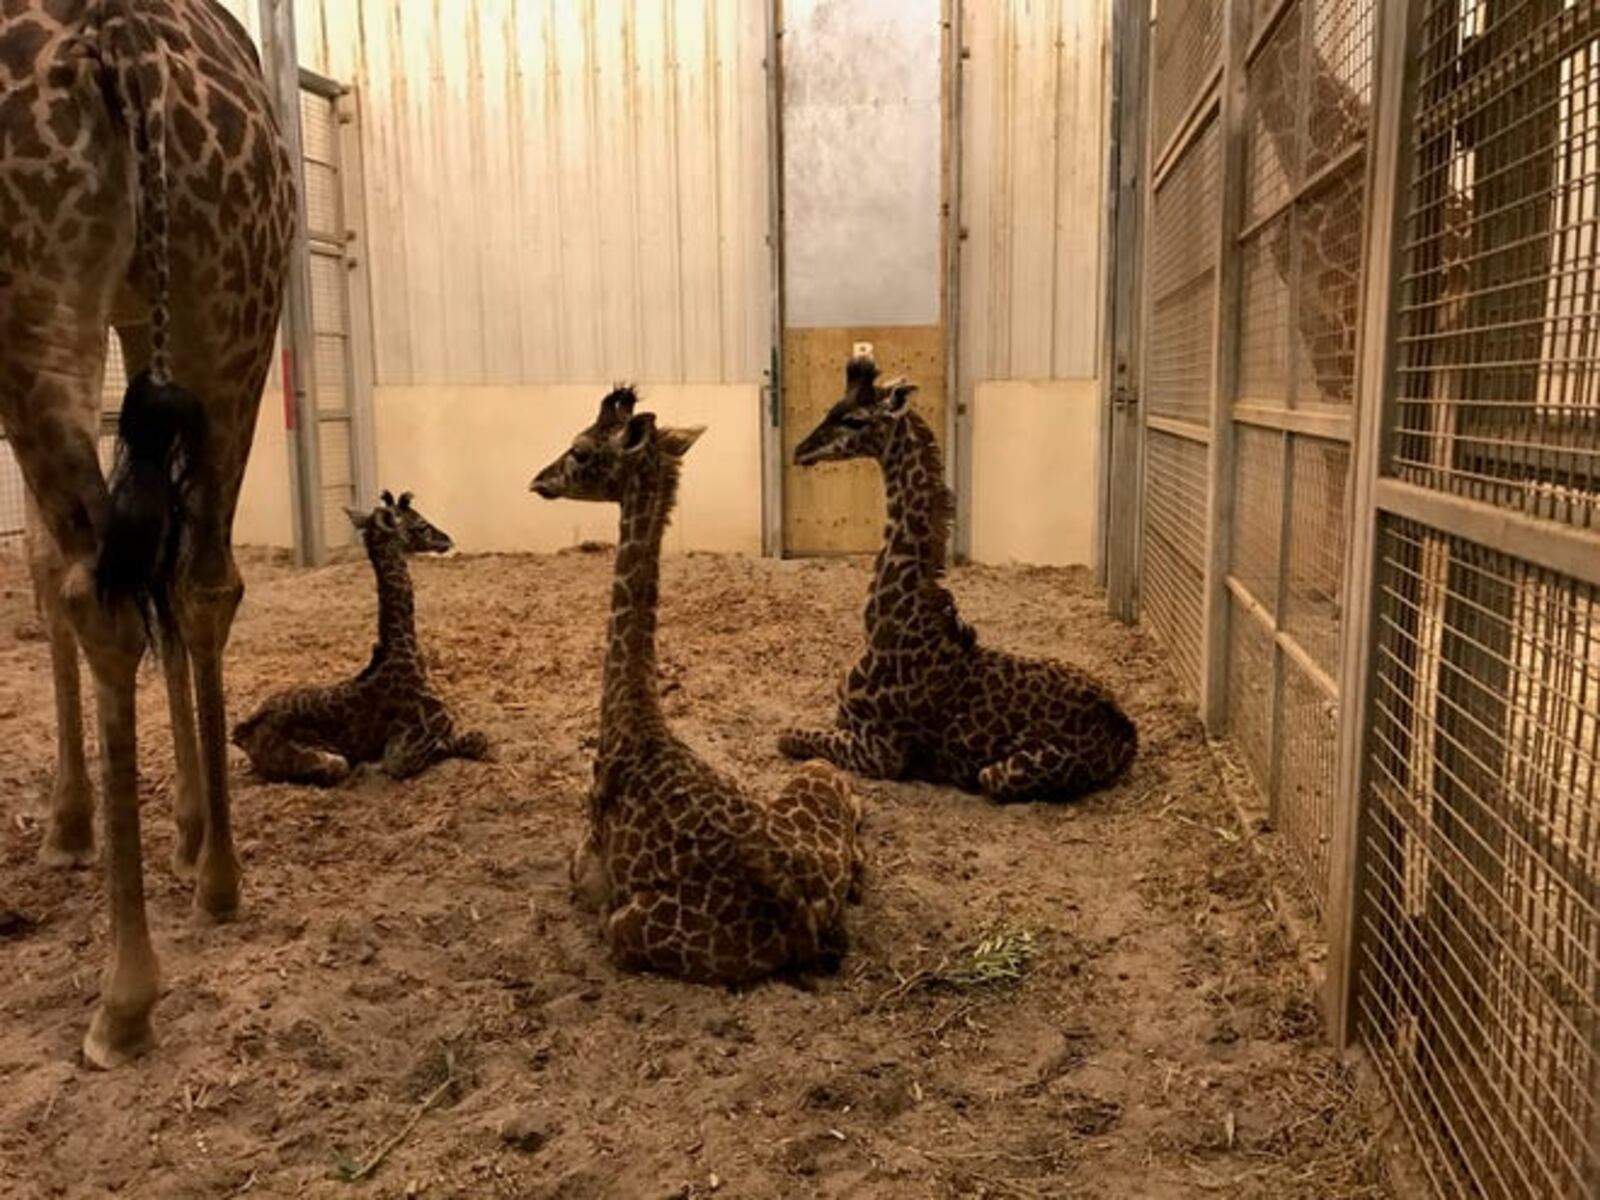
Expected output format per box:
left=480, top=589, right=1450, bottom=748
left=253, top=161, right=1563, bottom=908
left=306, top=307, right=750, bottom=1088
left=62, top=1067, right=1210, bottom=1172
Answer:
left=94, top=3, right=206, bottom=624
left=97, top=374, right=206, bottom=622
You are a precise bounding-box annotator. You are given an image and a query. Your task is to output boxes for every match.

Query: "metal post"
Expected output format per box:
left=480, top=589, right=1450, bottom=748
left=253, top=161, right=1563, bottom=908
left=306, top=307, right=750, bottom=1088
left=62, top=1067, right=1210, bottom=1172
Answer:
left=944, top=0, right=970, bottom=563
left=1102, top=0, right=1150, bottom=623
left=1199, top=0, right=1250, bottom=735
left=1324, top=0, right=1419, bottom=1048
left=258, top=0, right=323, bottom=567
left=762, top=0, right=786, bottom=558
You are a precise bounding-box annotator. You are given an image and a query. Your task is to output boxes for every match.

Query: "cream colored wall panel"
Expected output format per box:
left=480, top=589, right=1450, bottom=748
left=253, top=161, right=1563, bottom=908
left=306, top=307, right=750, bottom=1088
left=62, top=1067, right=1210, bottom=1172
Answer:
left=235, top=353, right=295, bottom=549
left=373, top=384, right=763, bottom=556
left=960, top=0, right=1107, bottom=382
left=970, top=379, right=1100, bottom=567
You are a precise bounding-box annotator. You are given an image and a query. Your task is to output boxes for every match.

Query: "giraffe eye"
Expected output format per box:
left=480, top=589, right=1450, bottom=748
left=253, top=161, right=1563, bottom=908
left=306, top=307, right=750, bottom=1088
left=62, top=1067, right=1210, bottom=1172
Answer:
left=571, top=443, right=594, bottom=464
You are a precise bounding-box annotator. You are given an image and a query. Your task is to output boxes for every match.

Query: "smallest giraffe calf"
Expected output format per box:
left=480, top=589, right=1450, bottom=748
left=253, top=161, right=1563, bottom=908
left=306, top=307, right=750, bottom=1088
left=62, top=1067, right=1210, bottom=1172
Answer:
left=231, top=491, right=490, bottom=785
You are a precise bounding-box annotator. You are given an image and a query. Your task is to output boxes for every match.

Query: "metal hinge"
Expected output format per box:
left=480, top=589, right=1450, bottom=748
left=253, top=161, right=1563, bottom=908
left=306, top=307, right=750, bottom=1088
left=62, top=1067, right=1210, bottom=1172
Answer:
left=1112, top=386, right=1139, bottom=411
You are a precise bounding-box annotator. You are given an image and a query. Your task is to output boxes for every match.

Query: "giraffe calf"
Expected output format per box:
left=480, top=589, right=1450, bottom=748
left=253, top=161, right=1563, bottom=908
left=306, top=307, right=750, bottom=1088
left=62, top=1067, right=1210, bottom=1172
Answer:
left=232, top=492, right=489, bottom=786
left=779, top=357, right=1138, bottom=804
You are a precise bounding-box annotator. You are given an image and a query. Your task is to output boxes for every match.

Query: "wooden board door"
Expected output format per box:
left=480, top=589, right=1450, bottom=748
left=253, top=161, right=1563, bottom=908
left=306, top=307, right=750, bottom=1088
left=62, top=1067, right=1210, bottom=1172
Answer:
left=781, top=327, right=946, bottom=555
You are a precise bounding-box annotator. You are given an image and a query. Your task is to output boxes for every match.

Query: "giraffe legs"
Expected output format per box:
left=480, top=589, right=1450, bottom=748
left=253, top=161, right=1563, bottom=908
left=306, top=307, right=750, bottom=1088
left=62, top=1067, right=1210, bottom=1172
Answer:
left=776, top=724, right=908, bottom=780
left=977, top=738, right=1132, bottom=804
left=75, top=603, right=160, bottom=1069
left=171, top=567, right=245, bottom=923
left=233, top=713, right=351, bottom=786
left=159, top=634, right=206, bottom=873
left=115, top=322, right=206, bottom=875
left=25, top=504, right=95, bottom=868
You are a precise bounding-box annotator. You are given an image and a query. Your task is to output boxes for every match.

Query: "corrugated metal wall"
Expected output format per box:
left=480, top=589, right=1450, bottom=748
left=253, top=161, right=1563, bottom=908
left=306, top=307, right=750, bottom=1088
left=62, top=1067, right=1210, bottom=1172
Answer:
left=289, top=0, right=772, bottom=389
left=959, top=0, right=1107, bottom=382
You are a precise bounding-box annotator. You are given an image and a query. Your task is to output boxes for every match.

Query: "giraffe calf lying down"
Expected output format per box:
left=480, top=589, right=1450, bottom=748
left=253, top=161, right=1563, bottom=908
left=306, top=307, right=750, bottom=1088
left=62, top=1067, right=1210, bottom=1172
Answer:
left=232, top=491, right=489, bottom=786
left=533, top=388, right=864, bottom=983
left=779, top=357, right=1138, bottom=803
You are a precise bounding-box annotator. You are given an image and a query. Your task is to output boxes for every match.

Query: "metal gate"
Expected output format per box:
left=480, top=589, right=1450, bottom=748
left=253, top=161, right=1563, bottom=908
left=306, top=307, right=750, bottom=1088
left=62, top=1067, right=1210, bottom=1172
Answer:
left=1114, top=0, right=1600, bottom=1195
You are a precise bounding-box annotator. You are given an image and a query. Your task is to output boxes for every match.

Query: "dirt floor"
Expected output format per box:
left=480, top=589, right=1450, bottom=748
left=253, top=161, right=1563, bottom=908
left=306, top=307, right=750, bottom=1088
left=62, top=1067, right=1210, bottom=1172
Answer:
left=0, top=546, right=1398, bottom=1199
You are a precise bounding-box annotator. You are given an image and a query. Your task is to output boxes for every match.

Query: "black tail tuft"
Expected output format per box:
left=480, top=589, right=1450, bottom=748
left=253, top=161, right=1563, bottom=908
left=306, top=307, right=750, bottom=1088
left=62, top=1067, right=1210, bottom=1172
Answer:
left=96, top=370, right=206, bottom=620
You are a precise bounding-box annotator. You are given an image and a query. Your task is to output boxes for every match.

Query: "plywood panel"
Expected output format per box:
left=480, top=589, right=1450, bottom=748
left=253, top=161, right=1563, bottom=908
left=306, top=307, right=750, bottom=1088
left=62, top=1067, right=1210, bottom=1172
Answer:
left=782, top=326, right=946, bottom=555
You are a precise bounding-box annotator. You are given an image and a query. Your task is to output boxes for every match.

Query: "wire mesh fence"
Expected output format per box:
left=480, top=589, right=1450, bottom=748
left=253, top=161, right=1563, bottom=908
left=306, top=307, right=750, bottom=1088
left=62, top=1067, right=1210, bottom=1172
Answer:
left=1128, top=0, right=1598, bottom=1190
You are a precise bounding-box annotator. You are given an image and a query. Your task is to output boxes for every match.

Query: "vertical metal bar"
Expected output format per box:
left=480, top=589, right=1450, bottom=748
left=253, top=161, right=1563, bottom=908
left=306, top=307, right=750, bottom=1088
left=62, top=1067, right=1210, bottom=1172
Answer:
left=1200, top=0, right=1250, bottom=735
left=258, top=0, right=323, bottom=567
left=762, top=0, right=785, bottom=559
left=946, top=0, right=971, bottom=563
left=1324, top=0, right=1421, bottom=1048
left=1104, top=0, right=1150, bottom=624
left=336, top=86, right=379, bottom=512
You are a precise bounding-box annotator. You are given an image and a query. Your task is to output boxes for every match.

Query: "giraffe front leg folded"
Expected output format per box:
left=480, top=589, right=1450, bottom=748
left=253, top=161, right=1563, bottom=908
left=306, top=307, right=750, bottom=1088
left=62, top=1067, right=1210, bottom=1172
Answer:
left=977, top=742, right=1110, bottom=804
left=234, top=716, right=351, bottom=787
left=447, top=729, right=492, bottom=761
left=776, top=726, right=908, bottom=780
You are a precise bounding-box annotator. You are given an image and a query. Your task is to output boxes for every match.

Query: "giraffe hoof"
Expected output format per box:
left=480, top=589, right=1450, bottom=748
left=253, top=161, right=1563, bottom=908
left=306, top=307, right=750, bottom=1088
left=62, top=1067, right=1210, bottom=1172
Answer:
left=39, top=816, right=95, bottom=869
left=776, top=732, right=809, bottom=760
left=192, top=850, right=242, bottom=924
left=82, top=1004, right=155, bottom=1070
left=170, top=843, right=199, bottom=880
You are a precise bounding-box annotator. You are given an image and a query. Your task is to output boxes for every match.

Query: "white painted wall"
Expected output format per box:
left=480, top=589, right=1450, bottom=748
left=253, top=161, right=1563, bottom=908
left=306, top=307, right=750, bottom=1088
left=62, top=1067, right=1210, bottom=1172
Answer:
left=292, top=0, right=772, bottom=388
left=782, top=0, right=942, bottom=328
left=959, top=0, right=1108, bottom=380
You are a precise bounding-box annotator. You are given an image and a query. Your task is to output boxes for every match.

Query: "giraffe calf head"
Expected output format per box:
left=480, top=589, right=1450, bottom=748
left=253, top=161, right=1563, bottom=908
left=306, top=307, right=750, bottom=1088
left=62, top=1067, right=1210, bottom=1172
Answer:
left=346, top=490, right=454, bottom=555
left=531, top=386, right=706, bottom=502
left=794, top=356, right=918, bottom=467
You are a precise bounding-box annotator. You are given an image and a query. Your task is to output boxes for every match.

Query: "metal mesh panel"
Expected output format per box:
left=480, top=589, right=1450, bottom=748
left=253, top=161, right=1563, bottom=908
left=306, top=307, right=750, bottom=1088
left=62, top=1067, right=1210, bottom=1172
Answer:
left=1231, top=425, right=1284, bottom=612
left=1142, top=430, right=1209, bottom=697
left=1149, top=117, right=1221, bottom=425
left=1152, top=0, right=1225, bottom=153
left=1238, top=220, right=1293, bottom=405
left=1284, top=436, right=1348, bottom=676
left=1228, top=595, right=1277, bottom=792
left=1244, top=1, right=1301, bottom=226
left=1305, top=0, right=1375, bottom=176
left=1360, top=516, right=1600, bottom=1199
left=0, top=437, right=24, bottom=550
left=1394, top=1, right=1600, bottom=531
left=1279, top=651, right=1337, bottom=907
left=1295, top=157, right=1365, bottom=406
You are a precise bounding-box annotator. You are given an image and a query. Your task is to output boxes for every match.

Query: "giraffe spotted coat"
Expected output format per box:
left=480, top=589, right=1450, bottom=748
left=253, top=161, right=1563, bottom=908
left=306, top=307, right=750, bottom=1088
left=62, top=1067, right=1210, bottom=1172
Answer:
left=232, top=492, right=489, bottom=785
left=779, top=357, right=1138, bottom=803
left=0, top=0, right=294, bottom=1066
left=533, top=389, right=864, bottom=984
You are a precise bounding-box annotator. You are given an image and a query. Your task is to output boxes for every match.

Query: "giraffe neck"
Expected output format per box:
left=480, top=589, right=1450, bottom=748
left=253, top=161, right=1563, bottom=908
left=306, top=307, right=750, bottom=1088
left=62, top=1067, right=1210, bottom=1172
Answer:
left=600, top=460, right=679, bottom=747
left=870, top=413, right=950, bottom=620
left=369, top=538, right=420, bottom=666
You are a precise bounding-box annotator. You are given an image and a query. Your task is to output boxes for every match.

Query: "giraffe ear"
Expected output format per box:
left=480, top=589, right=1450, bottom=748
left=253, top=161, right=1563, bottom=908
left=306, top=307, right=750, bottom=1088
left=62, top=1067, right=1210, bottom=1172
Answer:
left=345, top=506, right=370, bottom=530
left=621, top=411, right=657, bottom=454
left=886, top=382, right=917, bottom=414
left=659, top=425, right=707, bottom=458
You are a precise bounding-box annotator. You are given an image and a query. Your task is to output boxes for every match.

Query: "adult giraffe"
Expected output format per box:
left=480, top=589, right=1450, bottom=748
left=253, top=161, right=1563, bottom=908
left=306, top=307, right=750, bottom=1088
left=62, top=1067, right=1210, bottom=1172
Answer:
left=0, top=0, right=294, bottom=1066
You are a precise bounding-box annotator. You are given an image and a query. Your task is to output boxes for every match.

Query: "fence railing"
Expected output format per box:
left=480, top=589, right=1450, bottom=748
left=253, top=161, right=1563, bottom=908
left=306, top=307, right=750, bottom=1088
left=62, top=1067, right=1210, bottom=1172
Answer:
left=1116, top=1, right=1600, bottom=1195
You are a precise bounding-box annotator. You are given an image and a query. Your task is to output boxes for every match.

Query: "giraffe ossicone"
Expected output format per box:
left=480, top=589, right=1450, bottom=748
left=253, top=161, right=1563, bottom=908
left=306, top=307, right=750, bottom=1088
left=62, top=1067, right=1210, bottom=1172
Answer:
left=532, top=387, right=865, bottom=984
left=778, top=355, right=1139, bottom=803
